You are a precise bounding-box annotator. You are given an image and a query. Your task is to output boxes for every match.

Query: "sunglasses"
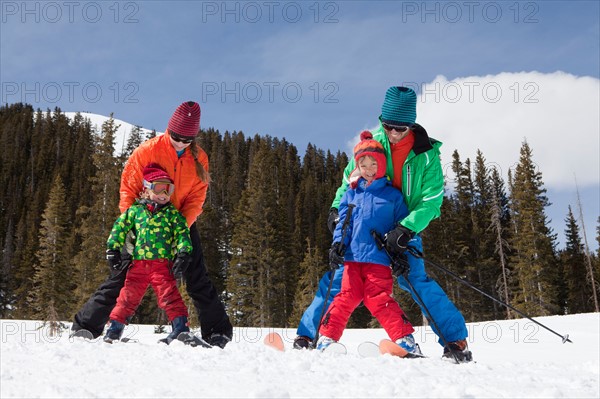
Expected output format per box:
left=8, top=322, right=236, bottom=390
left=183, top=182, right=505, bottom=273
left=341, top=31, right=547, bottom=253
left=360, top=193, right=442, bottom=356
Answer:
left=169, top=131, right=195, bottom=144
left=382, top=123, right=411, bottom=133
left=143, top=180, right=175, bottom=195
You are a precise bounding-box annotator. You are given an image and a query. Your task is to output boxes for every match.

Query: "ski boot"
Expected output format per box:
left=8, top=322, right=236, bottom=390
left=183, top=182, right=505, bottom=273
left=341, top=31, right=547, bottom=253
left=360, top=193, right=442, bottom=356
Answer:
left=207, top=333, right=232, bottom=349
left=103, top=320, right=125, bottom=343
left=443, top=339, right=473, bottom=362
left=159, top=316, right=190, bottom=345
left=316, top=335, right=336, bottom=351
left=293, top=335, right=312, bottom=350
left=395, top=334, right=423, bottom=358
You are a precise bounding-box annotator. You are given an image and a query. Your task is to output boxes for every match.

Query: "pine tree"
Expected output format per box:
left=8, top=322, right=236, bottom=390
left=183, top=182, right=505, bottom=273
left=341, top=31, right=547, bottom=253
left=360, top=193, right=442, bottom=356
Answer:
left=73, top=115, right=122, bottom=308
left=10, top=109, right=45, bottom=317
left=145, top=129, right=157, bottom=141
left=561, top=206, right=591, bottom=313
left=449, top=151, right=479, bottom=320
left=489, top=167, right=513, bottom=319
left=509, top=141, right=558, bottom=315
left=226, top=138, right=289, bottom=327
left=0, top=218, right=15, bottom=316
left=288, top=239, right=323, bottom=326
left=29, top=174, right=74, bottom=319
left=472, top=150, right=500, bottom=320
left=122, top=125, right=145, bottom=158
left=198, top=130, right=234, bottom=297
left=595, top=218, right=600, bottom=303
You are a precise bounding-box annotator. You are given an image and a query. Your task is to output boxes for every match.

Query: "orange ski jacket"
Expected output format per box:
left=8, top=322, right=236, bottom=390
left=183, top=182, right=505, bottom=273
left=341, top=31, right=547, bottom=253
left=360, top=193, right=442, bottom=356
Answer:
left=119, top=133, right=209, bottom=227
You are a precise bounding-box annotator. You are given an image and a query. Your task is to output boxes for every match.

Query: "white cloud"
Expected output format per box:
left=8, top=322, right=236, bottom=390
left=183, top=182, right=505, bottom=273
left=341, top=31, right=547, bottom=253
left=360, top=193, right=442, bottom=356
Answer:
left=420, top=72, right=600, bottom=188
left=347, top=72, right=600, bottom=190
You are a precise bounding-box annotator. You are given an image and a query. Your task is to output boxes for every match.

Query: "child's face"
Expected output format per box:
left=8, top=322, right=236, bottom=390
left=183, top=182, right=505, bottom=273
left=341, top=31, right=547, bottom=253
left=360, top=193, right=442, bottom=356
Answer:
left=145, top=180, right=173, bottom=204
left=358, top=155, right=378, bottom=183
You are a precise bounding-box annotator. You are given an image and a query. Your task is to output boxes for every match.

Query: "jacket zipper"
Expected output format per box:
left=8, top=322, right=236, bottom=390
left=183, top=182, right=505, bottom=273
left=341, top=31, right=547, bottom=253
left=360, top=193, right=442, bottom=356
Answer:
left=405, top=164, right=411, bottom=197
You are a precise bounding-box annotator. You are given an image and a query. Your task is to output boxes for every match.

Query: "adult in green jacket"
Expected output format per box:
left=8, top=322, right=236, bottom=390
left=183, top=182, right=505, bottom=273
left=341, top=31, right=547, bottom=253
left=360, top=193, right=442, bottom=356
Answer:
left=294, top=87, right=472, bottom=362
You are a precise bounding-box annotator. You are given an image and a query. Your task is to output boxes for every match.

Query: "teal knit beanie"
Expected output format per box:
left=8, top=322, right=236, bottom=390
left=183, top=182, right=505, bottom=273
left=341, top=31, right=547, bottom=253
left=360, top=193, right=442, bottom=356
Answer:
left=380, top=86, right=417, bottom=125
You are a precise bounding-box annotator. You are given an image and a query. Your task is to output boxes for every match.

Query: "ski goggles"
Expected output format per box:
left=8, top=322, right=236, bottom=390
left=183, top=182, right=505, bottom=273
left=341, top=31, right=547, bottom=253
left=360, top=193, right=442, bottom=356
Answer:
left=382, top=123, right=412, bottom=134
left=169, top=130, right=195, bottom=144
left=143, top=180, right=175, bottom=195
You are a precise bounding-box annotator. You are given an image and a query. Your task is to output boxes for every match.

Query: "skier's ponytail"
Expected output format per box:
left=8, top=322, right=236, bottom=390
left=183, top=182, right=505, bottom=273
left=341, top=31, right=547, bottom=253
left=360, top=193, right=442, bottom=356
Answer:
left=190, top=142, right=211, bottom=183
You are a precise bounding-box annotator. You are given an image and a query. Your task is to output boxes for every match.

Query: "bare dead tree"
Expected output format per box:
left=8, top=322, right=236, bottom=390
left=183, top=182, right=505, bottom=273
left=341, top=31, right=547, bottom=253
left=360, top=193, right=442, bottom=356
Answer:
left=574, top=176, right=599, bottom=312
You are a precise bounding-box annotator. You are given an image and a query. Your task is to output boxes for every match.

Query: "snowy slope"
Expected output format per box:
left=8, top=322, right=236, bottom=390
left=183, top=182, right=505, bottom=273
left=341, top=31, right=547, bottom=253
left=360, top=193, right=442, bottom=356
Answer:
left=63, top=112, right=155, bottom=156
left=1, top=313, right=598, bottom=398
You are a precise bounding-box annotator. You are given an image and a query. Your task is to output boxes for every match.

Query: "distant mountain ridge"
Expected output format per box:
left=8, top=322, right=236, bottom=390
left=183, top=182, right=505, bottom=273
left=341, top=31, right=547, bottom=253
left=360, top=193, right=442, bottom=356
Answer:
left=64, top=112, right=154, bottom=156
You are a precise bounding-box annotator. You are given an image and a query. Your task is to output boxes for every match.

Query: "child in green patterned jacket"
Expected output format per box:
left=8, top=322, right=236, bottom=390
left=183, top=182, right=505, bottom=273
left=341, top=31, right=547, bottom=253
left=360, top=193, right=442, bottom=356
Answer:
left=103, top=163, right=193, bottom=344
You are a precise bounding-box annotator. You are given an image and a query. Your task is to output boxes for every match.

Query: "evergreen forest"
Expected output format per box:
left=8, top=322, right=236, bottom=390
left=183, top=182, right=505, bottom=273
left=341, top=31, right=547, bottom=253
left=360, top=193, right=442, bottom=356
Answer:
left=1, top=103, right=598, bottom=329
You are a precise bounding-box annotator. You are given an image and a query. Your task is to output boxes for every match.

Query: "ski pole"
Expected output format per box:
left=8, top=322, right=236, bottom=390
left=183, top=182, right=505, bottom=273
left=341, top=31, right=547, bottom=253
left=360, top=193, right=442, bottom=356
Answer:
left=406, top=247, right=573, bottom=344
left=372, top=231, right=461, bottom=364
left=312, top=204, right=355, bottom=348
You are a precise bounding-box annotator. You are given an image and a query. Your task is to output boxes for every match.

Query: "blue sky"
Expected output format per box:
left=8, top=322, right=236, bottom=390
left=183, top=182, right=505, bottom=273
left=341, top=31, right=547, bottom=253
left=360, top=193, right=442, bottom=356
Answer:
left=1, top=0, right=599, bottom=249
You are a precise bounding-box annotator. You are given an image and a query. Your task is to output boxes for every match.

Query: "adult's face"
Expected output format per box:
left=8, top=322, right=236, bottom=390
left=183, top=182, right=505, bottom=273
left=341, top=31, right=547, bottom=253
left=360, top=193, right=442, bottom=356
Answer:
left=168, top=131, right=194, bottom=152
left=383, top=123, right=412, bottom=144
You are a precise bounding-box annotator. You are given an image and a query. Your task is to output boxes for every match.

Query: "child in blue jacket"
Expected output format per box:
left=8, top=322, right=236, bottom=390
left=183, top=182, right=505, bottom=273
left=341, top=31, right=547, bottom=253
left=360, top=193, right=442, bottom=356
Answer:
left=317, top=131, right=421, bottom=356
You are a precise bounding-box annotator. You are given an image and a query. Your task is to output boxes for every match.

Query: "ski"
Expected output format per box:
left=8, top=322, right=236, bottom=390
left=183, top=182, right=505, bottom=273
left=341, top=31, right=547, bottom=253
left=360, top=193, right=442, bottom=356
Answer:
left=263, top=332, right=285, bottom=351
left=321, top=342, right=347, bottom=355
left=176, top=331, right=212, bottom=348
left=379, top=339, right=426, bottom=359
left=357, top=341, right=380, bottom=358
left=69, top=329, right=94, bottom=341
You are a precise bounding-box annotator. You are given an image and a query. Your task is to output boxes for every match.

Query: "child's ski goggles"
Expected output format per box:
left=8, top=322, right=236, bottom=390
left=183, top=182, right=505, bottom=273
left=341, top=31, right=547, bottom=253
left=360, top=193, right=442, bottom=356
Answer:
left=143, top=180, right=175, bottom=195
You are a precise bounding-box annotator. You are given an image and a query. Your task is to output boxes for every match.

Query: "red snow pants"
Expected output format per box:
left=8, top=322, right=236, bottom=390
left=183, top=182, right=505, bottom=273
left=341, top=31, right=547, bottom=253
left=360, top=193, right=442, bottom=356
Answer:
left=319, top=261, right=414, bottom=341
left=109, top=259, right=188, bottom=323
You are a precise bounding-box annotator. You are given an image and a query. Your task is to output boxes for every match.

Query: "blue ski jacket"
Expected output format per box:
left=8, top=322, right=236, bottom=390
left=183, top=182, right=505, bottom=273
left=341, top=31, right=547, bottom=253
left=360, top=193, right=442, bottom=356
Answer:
left=333, top=177, right=409, bottom=267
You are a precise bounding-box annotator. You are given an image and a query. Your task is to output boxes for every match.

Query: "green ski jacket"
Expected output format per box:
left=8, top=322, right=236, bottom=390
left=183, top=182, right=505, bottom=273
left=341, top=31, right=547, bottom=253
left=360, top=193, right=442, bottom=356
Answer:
left=107, top=201, right=193, bottom=260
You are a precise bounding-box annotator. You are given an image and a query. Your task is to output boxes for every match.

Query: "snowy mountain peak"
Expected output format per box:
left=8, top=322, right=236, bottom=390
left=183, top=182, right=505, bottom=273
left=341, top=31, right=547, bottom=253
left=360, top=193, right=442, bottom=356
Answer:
left=63, top=112, right=156, bottom=155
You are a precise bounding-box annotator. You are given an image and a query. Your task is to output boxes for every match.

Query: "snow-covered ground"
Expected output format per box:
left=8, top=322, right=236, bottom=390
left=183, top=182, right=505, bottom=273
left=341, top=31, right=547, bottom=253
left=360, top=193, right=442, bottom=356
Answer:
left=1, top=313, right=598, bottom=398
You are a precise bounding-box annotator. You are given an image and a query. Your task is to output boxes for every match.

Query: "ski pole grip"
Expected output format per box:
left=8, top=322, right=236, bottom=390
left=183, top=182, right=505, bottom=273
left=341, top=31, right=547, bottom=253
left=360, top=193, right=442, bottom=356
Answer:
left=371, top=230, right=384, bottom=249
left=407, top=246, right=423, bottom=258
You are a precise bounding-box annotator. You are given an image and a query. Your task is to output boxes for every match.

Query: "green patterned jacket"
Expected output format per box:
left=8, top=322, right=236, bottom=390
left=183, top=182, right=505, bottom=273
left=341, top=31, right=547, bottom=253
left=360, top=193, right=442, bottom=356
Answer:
left=106, top=200, right=193, bottom=260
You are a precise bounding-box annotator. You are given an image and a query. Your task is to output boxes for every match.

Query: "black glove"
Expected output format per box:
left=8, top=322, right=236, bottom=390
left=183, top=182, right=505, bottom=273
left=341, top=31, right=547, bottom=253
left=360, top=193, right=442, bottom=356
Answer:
left=106, top=249, right=122, bottom=271
left=384, top=225, right=414, bottom=256
left=391, top=253, right=410, bottom=278
left=172, top=252, right=192, bottom=279
left=329, top=242, right=345, bottom=270
left=327, top=208, right=340, bottom=235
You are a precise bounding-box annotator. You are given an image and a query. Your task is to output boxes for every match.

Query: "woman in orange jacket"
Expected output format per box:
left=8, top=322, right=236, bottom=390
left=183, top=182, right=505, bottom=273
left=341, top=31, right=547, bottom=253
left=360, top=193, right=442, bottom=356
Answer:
left=72, top=102, right=233, bottom=348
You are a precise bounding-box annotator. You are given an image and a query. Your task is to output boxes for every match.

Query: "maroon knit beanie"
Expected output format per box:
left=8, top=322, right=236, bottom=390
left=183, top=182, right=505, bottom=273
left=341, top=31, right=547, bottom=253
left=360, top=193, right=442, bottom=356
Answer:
left=143, top=163, right=173, bottom=183
left=167, top=101, right=201, bottom=138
